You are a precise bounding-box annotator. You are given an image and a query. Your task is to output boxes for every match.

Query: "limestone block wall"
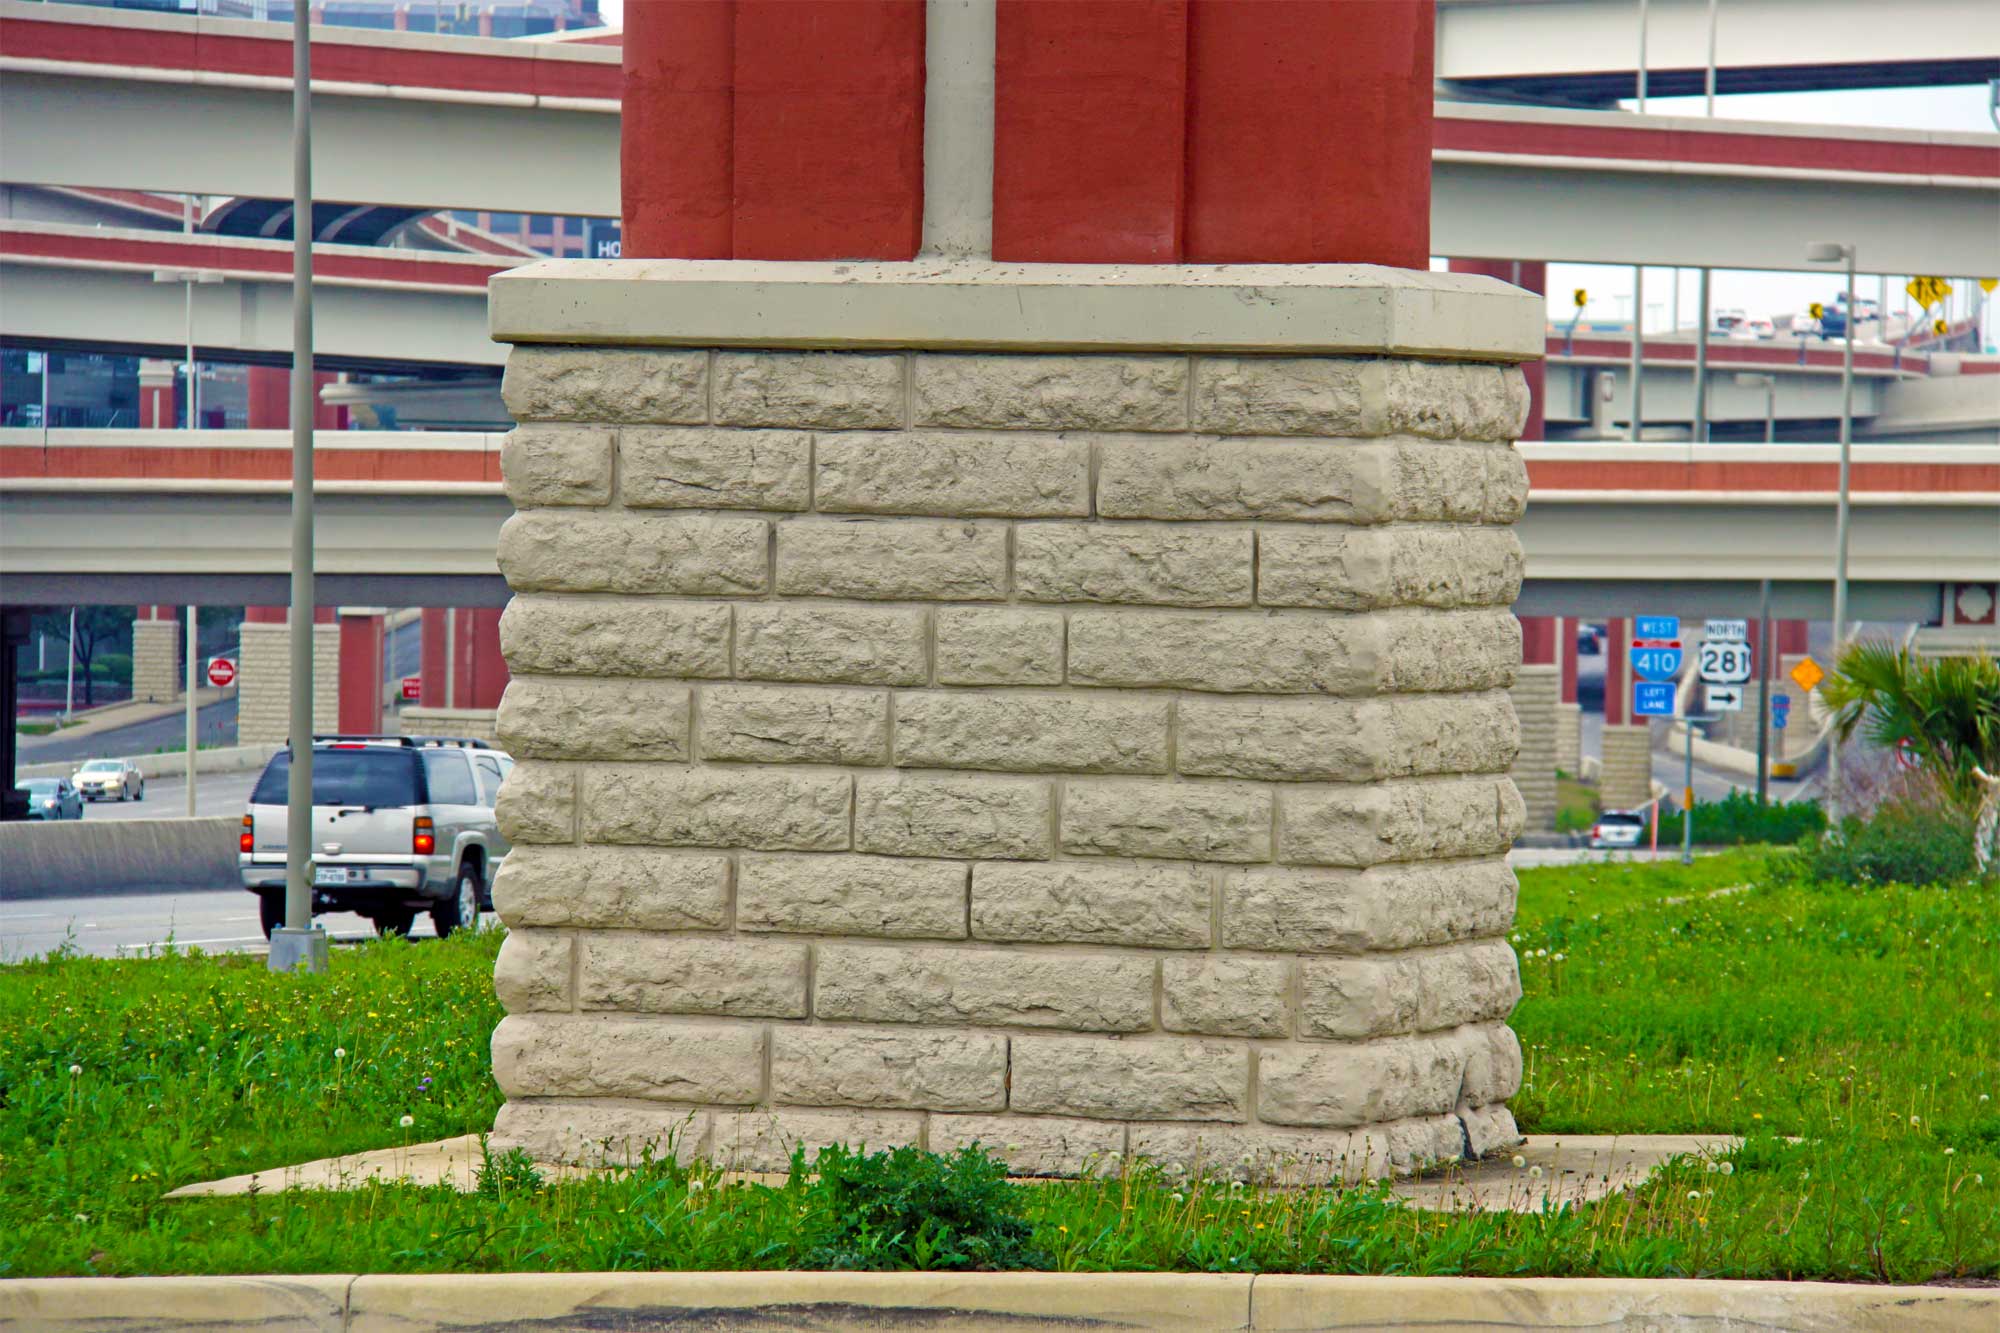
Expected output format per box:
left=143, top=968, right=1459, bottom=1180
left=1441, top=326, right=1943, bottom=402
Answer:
left=1508, top=664, right=1559, bottom=830
left=130, top=618, right=180, bottom=704
left=237, top=622, right=338, bottom=745
left=1555, top=702, right=1582, bottom=777
left=487, top=344, right=1533, bottom=1184
left=1599, top=723, right=1655, bottom=812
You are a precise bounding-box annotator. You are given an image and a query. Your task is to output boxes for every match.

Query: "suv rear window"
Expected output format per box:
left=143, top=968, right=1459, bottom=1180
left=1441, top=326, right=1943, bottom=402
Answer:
left=252, top=749, right=422, bottom=808
left=1600, top=812, right=1646, bottom=827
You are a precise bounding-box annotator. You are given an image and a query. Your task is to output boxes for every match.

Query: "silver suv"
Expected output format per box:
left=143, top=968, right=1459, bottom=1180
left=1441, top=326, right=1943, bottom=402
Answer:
left=240, top=736, right=513, bottom=940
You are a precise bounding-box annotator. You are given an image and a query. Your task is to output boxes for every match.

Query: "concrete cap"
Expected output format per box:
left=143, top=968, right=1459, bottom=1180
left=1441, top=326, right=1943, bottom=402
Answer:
left=490, top=259, right=1544, bottom=362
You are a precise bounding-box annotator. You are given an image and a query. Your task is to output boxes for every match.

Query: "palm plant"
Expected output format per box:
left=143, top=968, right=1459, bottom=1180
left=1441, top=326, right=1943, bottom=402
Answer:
left=1819, top=642, right=2000, bottom=875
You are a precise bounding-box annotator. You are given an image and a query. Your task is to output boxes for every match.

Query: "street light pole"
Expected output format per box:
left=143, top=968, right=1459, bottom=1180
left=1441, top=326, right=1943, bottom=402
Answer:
left=1807, top=240, right=1858, bottom=821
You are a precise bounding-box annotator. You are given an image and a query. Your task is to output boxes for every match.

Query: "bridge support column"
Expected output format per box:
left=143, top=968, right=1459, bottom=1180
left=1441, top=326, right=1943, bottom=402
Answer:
left=137, top=361, right=177, bottom=429
left=1511, top=616, right=1559, bottom=830
left=130, top=605, right=181, bottom=703
left=1598, top=618, right=1653, bottom=811
left=338, top=609, right=386, bottom=736
left=238, top=607, right=337, bottom=745
left=1555, top=617, right=1582, bottom=776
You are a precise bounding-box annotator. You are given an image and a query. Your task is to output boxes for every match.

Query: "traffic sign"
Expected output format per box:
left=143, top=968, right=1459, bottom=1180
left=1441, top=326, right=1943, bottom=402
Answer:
left=1633, top=682, right=1676, bottom=716
left=1789, top=657, right=1825, bottom=692
left=1704, top=619, right=1747, bottom=641
left=1982, top=278, right=1998, bottom=295
left=206, top=656, right=237, bottom=688
left=1698, top=639, right=1753, bottom=685
left=1635, top=616, right=1679, bottom=641
left=401, top=675, right=422, bottom=702
left=1631, top=642, right=1684, bottom=682
left=1772, top=694, right=1792, bottom=729
left=1573, top=288, right=1588, bottom=308
left=1934, top=319, right=1948, bottom=336
left=1808, top=302, right=1824, bottom=321
left=1707, top=684, right=1744, bottom=712
left=1906, top=275, right=1949, bottom=309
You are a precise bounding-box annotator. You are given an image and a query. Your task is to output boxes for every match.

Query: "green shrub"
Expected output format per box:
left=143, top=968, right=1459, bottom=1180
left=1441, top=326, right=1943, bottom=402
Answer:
left=1653, top=791, right=1824, bottom=847
left=1778, top=800, right=1978, bottom=887
left=795, top=1142, right=1048, bottom=1272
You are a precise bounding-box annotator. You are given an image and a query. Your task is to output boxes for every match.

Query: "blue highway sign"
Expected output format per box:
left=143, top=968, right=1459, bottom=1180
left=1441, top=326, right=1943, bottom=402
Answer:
left=1631, top=643, right=1684, bottom=682
left=1635, top=616, right=1680, bottom=641
left=1633, top=682, right=1677, bottom=716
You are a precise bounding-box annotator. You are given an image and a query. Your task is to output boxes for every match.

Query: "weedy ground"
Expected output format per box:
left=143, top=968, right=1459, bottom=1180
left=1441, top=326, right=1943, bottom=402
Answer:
left=1, top=849, right=1994, bottom=1282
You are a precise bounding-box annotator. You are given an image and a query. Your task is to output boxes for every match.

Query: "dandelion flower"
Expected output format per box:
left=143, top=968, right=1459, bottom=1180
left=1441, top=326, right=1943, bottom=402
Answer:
left=1718, top=1162, right=1734, bottom=1176
left=1704, top=1162, right=1718, bottom=1174
left=334, top=1048, right=346, bottom=1060
left=1170, top=1192, right=1184, bottom=1204
left=1945, top=1148, right=1956, bottom=1156
left=1688, top=1190, right=1701, bottom=1200
left=1911, top=1115, right=1921, bottom=1126
left=1229, top=1180, right=1244, bottom=1191
left=68, top=1064, right=81, bottom=1077
left=1528, top=1165, right=1544, bottom=1180
left=73, top=1214, right=88, bottom=1225
left=688, top=1179, right=705, bottom=1193
left=398, top=1114, right=415, bottom=1128
left=1511, top=1155, right=1526, bottom=1169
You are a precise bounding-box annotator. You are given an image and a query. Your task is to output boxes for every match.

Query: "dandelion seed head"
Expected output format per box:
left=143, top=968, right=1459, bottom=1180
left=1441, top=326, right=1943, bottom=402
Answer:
left=1718, top=1162, right=1734, bottom=1176
left=334, top=1048, right=346, bottom=1059
left=398, top=1114, right=414, bottom=1128
left=1511, top=1155, right=1526, bottom=1168
left=68, top=1064, right=81, bottom=1077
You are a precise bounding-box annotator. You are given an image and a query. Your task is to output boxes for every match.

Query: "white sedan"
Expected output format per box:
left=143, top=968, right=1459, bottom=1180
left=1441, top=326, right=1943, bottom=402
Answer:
left=73, top=758, right=145, bottom=802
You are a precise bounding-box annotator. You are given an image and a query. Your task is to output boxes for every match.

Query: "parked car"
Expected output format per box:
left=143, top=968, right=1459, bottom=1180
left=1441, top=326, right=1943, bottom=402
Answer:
left=1728, top=316, right=1776, bottom=341
left=73, top=758, right=144, bottom=802
left=19, top=777, right=84, bottom=820
left=239, top=736, right=513, bottom=940
left=1588, top=810, right=1649, bottom=850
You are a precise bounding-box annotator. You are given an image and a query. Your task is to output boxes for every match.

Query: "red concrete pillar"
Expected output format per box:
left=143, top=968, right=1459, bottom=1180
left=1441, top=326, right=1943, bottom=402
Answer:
left=245, top=368, right=348, bottom=430
left=1776, top=620, right=1809, bottom=656
left=463, top=608, right=509, bottom=709
left=420, top=607, right=448, bottom=707
left=244, top=606, right=287, bottom=625
left=1519, top=615, right=1557, bottom=667
left=337, top=610, right=385, bottom=735
left=1604, top=618, right=1630, bottom=725
left=1450, top=260, right=1546, bottom=439
left=138, top=360, right=177, bottom=428
left=1559, top=619, right=1580, bottom=705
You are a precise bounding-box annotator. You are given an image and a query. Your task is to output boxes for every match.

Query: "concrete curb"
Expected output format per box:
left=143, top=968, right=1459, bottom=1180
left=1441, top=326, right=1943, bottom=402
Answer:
left=0, top=816, right=239, bottom=901
left=1, top=1271, right=1992, bottom=1331
left=17, top=743, right=280, bottom=783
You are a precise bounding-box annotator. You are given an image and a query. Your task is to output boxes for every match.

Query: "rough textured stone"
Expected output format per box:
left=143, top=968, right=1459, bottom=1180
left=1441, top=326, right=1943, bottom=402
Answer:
left=1459, top=1102, right=1521, bottom=1159
left=491, top=1014, right=761, bottom=1103
left=713, top=351, right=902, bottom=429
left=1391, top=443, right=1487, bottom=523
left=854, top=773, right=1053, bottom=860
left=1192, top=357, right=1370, bottom=437
left=582, top=765, right=851, bottom=852
left=933, top=608, right=1064, bottom=686
left=1096, top=437, right=1399, bottom=524
left=930, top=1115, right=1127, bottom=1178
left=500, top=425, right=613, bottom=507
left=501, top=597, right=731, bottom=679
left=709, top=1109, right=923, bottom=1173
left=577, top=934, right=808, bottom=1018
left=496, top=678, right=690, bottom=761
left=492, top=1099, right=713, bottom=1167
left=620, top=427, right=811, bottom=511
left=770, top=1027, right=1006, bottom=1112
left=1256, top=527, right=1525, bottom=611
left=1161, top=956, right=1291, bottom=1038
left=816, top=432, right=1090, bottom=517
left=1012, top=1037, right=1248, bottom=1121
left=1222, top=859, right=1519, bottom=954
left=735, top=605, right=928, bottom=687
left=1299, top=940, right=1522, bottom=1040
left=493, top=929, right=573, bottom=1013
left=1485, top=446, right=1530, bottom=522
left=502, top=347, right=707, bottom=424
left=1257, top=1034, right=1467, bottom=1128
left=1176, top=692, right=1518, bottom=782
left=815, top=945, right=1153, bottom=1032
left=491, top=846, right=729, bottom=930
left=498, top=511, right=767, bottom=596
left=737, top=854, right=968, bottom=939
left=698, top=684, right=889, bottom=765
left=1278, top=777, right=1525, bottom=867
left=1126, top=1118, right=1464, bottom=1184
left=1015, top=523, right=1254, bottom=607
left=1378, top=361, right=1531, bottom=441
left=971, top=861, right=1210, bottom=948
left=1380, top=608, right=1521, bottom=694
left=1460, top=1022, right=1525, bottom=1106
left=494, top=761, right=576, bottom=845
left=777, top=519, right=1007, bottom=602
left=893, top=691, right=1169, bottom=775
left=912, top=353, right=1187, bottom=432
left=1061, top=780, right=1271, bottom=863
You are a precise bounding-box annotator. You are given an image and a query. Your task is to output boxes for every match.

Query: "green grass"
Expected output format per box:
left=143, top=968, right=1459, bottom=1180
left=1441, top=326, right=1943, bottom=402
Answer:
left=2, top=850, right=1995, bottom=1283
left=1554, top=776, right=1600, bottom=833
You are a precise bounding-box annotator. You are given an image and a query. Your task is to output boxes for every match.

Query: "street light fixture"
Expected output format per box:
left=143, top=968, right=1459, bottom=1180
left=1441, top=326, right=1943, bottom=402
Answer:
left=1806, top=240, right=1857, bottom=816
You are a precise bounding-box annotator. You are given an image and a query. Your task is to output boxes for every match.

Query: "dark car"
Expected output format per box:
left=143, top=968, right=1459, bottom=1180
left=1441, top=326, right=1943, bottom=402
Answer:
left=21, top=777, right=84, bottom=820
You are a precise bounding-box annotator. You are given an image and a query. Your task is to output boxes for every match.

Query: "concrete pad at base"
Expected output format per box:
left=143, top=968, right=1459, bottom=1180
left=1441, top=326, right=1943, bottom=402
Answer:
left=0, top=1274, right=351, bottom=1333
left=165, top=1134, right=593, bottom=1198
left=346, top=1271, right=1252, bottom=1332
left=1391, top=1134, right=1737, bottom=1213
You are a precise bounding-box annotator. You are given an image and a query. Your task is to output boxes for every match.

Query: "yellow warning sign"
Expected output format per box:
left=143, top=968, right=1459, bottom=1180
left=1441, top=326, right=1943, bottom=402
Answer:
left=1906, top=275, right=1950, bottom=309
left=1935, top=318, right=1949, bottom=336
left=1808, top=302, right=1824, bottom=320
left=1981, top=278, right=1998, bottom=295
left=1789, top=657, right=1825, bottom=692
left=1573, top=288, right=1588, bottom=308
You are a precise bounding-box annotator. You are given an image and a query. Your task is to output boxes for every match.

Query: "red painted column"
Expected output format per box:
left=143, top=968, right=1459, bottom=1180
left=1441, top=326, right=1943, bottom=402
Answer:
left=245, top=606, right=332, bottom=625
left=245, top=368, right=348, bottom=430
left=420, top=607, right=448, bottom=707
left=1450, top=259, right=1546, bottom=439
left=137, top=361, right=177, bottom=428
left=1519, top=615, right=1557, bottom=667
left=337, top=611, right=385, bottom=735
left=1604, top=618, right=1630, bottom=726
left=1559, top=619, right=1580, bottom=704
left=463, top=609, right=509, bottom=710
left=1777, top=620, right=1809, bottom=656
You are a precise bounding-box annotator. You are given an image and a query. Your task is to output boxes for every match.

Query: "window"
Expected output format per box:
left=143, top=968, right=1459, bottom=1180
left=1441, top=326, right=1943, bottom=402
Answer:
left=253, top=750, right=420, bottom=808
left=423, top=751, right=479, bottom=806
left=474, top=755, right=506, bottom=807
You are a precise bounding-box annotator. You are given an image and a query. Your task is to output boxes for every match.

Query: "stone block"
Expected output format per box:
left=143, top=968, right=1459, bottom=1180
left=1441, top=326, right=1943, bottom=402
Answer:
left=1096, top=437, right=1399, bottom=524
left=576, top=934, right=808, bottom=1018
left=1220, top=859, right=1518, bottom=954
left=709, top=1108, right=923, bottom=1173
left=854, top=772, right=1053, bottom=859
left=1190, top=357, right=1525, bottom=441
left=1380, top=609, right=1521, bottom=695
left=502, top=347, right=707, bottom=424
left=581, top=765, right=850, bottom=852
left=500, top=597, right=732, bottom=679
left=495, top=761, right=577, bottom=845
left=496, top=678, right=690, bottom=761
left=1299, top=939, right=1521, bottom=1040
left=1061, top=779, right=1271, bottom=862
left=814, top=944, right=1153, bottom=1032
left=713, top=351, right=903, bottom=429
left=1484, top=446, right=1531, bottom=522
left=1015, top=523, right=1254, bottom=607
left=492, top=1099, right=712, bottom=1168
left=770, top=1027, right=1007, bottom=1112
left=1459, top=1103, right=1521, bottom=1159
left=492, top=928, right=573, bottom=1012
left=1257, top=1033, right=1467, bottom=1128
left=933, top=608, right=1064, bottom=686
left=1012, top=1037, right=1248, bottom=1122
left=1459, top=1022, right=1525, bottom=1106
left=971, top=861, right=1211, bottom=948
left=737, top=853, right=968, bottom=939
left=1256, top=527, right=1524, bottom=611
left=929, top=1115, right=1127, bottom=1178
left=697, top=684, right=889, bottom=766
left=1277, top=777, right=1525, bottom=867
left=735, top=605, right=929, bottom=687
left=491, top=846, right=729, bottom=930
left=498, top=511, right=767, bottom=596
left=620, top=427, right=811, bottom=511
left=500, top=425, right=613, bottom=507
left=912, top=352, right=1188, bottom=432
left=893, top=690, right=1169, bottom=775
left=1377, top=360, right=1531, bottom=442
left=816, top=432, right=1090, bottom=517
left=1176, top=692, right=1518, bottom=783
left=491, top=1014, right=762, bottom=1103
left=1160, top=956, right=1290, bottom=1038
left=1126, top=1122, right=1389, bottom=1186
left=777, top=519, right=1007, bottom=602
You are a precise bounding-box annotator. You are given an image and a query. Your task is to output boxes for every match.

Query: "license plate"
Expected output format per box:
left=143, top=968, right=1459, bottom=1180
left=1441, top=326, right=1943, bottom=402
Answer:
left=314, top=866, right=349, bottom=886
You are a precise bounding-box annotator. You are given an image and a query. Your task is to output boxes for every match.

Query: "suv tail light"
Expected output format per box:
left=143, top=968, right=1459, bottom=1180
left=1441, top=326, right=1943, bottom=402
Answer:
left=1589, top=824, right=1602, bottom=840
left=240, top=814, right=254, bottom=853
left=413, top=815, right=435, bottom=856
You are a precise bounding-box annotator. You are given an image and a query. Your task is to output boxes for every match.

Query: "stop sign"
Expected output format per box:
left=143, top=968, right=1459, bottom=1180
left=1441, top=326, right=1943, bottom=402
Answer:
left=206, top=656, right=237, bottom=688
left=401, top=675, right=422, bottom=701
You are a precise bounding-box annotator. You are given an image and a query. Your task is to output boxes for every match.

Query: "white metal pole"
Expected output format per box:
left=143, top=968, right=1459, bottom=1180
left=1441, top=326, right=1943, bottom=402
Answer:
left=1765, top=377, right=1776, bottom=444
left=1692, top=267, right=1712, bottom=444
left=445, top=608, right=458, bottom=710
left=1704, top=0, right=1718, bottom=117
left=1636, top=0, right=1650, bottom=113
left=1629, top=265, right=1645, bottom=441
left=1827, top=246, right=1857, bottom=821
left=63, top=607, right=75, bottom=720
left=184, top=195, right=196, bottom=431
left=185, top=605, right=198, bottom=816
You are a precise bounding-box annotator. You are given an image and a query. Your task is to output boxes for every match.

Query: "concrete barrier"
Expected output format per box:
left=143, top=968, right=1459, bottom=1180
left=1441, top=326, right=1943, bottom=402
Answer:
left=17, top=744, right=281, bottom=783
left=0, top=817, right=239, bottom=901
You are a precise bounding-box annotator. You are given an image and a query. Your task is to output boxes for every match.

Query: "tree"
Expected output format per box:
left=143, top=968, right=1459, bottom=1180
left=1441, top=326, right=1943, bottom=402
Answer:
left=1820, top=643, right=2000, bottom=876
left=28, top=606, right=134, bottom=709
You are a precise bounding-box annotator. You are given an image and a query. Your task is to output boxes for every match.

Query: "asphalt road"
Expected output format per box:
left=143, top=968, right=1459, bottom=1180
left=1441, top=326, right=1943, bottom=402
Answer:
left=68, top=768, right=262, bottom=821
